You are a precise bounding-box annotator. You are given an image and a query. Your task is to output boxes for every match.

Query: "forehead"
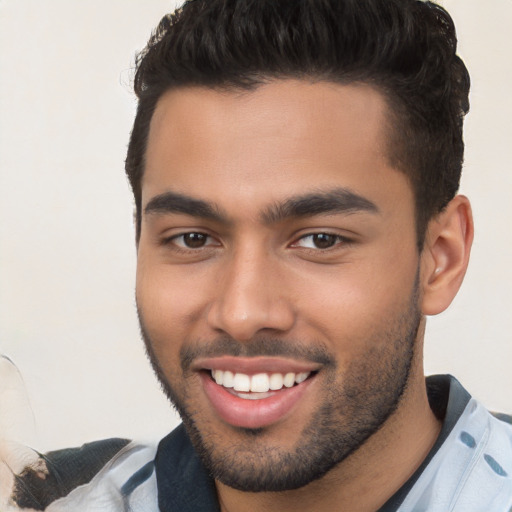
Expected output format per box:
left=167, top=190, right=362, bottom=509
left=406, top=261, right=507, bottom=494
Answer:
left=142, top=80, right=411, bottom=217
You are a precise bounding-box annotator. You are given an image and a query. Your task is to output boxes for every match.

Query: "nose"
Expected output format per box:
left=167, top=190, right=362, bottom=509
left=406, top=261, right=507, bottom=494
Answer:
left=207, top=246, right=295, bottom=342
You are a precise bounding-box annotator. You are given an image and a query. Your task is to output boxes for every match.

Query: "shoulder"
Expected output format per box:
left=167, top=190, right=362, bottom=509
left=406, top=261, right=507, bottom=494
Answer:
left=45, top=441, right=159, bottom=512
left=400, top=398, right=512, bottom=511
left=8, top=438, right=158, bottom=511
left=492, top=411, right=512, bottom=426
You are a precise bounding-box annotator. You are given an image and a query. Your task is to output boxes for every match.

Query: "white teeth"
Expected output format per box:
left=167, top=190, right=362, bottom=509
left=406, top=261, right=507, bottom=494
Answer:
left=250, top=373, right=270, bottom=392
left=269, top=373, right=284, bottom=390
left=222, top=370, right=234, bottom=388
left=211, top=369, right=311, bottom=394
left=235, top=391, right=274, bottom=400
left=295, top=372, right=309, bottom=384
left=233, top=373, right=251, bottom=392
left=213, top=369, right=223, bottom=385
left=283, top=372, right=295, bottom=388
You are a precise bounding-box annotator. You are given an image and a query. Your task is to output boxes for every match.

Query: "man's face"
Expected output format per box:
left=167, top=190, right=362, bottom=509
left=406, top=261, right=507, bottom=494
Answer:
left=136, top=80, right=422, bottom=491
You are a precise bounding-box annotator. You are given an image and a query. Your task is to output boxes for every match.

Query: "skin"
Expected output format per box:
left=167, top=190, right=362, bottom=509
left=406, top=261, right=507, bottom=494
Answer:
left=136, top=80, right=473, bottom=512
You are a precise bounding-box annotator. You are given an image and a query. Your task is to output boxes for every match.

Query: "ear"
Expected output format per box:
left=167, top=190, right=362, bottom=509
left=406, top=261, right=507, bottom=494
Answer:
left=420, top=195, right=474, bottom=316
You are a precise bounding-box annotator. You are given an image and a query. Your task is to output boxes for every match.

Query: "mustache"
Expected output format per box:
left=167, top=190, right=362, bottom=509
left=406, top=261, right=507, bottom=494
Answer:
left=179, top=336, right=336, bottom=373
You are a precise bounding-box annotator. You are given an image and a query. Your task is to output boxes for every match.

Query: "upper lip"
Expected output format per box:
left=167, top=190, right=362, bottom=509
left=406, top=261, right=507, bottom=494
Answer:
left=191, top=356, right=322, bottom=375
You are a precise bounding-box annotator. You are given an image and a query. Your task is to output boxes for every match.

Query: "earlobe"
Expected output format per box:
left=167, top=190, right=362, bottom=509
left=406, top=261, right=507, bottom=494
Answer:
left=420, top=195, right=474, bottom=316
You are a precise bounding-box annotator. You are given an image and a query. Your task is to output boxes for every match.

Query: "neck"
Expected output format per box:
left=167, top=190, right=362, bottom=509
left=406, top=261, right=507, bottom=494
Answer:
left=216, top=346, right=441, bottom=512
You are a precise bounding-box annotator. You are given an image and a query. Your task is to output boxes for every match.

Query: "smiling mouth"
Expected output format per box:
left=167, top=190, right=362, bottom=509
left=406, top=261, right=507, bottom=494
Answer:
left=210, top=369, right=313, bottom=399
left=196, top=360, right=320, bottom=428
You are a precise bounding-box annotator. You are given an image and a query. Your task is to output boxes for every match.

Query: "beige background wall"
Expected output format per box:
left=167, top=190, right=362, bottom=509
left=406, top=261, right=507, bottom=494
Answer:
left=0, top=0, right=511, bottom=451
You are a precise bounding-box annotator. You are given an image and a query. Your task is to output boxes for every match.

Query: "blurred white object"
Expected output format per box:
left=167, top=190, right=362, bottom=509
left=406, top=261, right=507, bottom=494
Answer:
left=0, top=355, right=47, bottom=511
left=0, top=356, right=36, bottom=446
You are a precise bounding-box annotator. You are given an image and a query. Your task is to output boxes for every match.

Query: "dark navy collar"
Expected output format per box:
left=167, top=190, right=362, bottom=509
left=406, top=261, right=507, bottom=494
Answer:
left=155, top=424, right=220, bottom=512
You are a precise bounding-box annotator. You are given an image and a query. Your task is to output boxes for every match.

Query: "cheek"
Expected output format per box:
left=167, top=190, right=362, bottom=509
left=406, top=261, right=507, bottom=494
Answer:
left=136, top=260, right=205, bottom=355
left=293, top=252, right=419, bottom=352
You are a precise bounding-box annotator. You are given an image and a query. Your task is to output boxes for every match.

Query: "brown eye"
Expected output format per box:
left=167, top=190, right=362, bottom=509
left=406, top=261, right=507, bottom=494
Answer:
left=171, top=232, right=212, bottom=249
left=311, top=233, right=337, bottom=249
left=182, top=233, right=208, bottom=248
left=294, top=233, right=342, bottom=250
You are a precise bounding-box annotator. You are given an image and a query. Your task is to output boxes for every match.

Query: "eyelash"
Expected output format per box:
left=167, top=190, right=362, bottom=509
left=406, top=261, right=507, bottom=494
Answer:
left=162, top=231, right=351, bottom=252
left=162, top=232, right=219, bottom=251
left=291, top=232, right=351, bottom=251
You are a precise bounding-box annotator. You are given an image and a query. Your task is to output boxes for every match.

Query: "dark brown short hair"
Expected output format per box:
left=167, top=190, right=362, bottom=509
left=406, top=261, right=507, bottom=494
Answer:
left=126, top=0, right=470, bottom=248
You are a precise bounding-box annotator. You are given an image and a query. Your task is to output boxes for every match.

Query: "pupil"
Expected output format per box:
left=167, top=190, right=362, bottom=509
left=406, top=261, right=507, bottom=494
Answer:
left=313, top=233, right=336, bottom=249
left=184, top=233, right=207, bottom=248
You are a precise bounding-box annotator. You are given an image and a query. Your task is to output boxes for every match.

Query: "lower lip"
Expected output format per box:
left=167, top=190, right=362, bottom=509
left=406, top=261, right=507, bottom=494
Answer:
left=200, top=372, right=314, bottom=429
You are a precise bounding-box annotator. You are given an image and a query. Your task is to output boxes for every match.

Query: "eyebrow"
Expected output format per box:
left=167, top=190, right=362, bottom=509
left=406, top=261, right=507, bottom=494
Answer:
left=143, top=187, right=379, bottom=224
left=261, top=188, right=379, bottom=224
left=144, top=191, right=227, bottom=222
